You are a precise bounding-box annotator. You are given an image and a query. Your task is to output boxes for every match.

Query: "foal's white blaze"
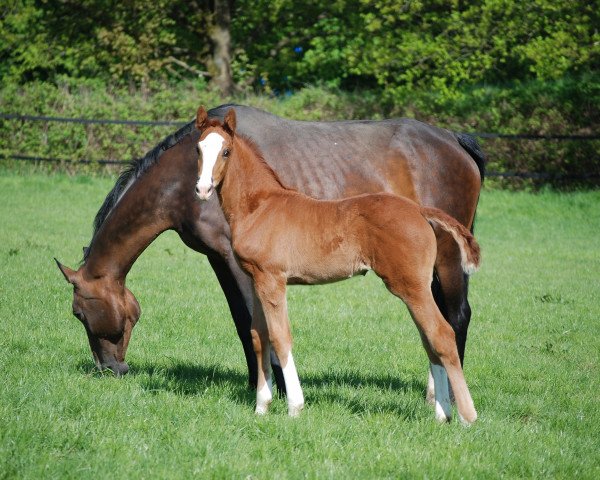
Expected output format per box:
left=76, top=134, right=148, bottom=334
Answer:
left=196, top=132, right=225, bottom=199
left=282, top=351, right=304, bottom=417
left=431, top=364, right=452, bottom=422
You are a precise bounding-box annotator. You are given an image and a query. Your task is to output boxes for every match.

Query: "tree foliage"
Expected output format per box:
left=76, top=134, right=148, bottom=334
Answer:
left=1, top=0, right=597, bottom=100
left=0, top=0, right=213, bottom=85
left=232, top=0, right=599, bottom=101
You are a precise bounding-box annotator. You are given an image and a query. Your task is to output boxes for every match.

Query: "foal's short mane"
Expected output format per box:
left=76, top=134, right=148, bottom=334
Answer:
left=236, top=134, right=292, bottom=191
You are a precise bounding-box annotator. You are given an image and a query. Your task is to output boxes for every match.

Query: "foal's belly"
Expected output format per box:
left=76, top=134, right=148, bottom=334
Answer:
left=286, top=261, right=370, bottom=286
left=283, top=236, right=370, bottom=286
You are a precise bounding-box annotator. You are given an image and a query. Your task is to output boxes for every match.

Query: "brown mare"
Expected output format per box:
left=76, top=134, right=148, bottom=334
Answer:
left=55, top=104, right=484, bottom=401
left=194, top=107, right=480, bottom=423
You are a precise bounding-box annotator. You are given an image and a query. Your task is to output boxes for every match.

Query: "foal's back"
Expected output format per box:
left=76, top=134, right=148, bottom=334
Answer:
left=232, top=189, right=436, bottom=287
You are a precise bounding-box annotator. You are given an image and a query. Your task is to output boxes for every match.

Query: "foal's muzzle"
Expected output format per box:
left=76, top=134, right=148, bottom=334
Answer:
left=195, top=183, right=214, bottom=200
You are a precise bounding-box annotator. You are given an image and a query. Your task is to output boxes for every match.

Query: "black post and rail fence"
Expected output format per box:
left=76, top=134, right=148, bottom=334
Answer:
left=1, top=113, right=599, bottom=181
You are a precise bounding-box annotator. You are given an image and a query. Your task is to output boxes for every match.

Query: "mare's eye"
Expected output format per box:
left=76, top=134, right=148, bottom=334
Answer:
left=223, top=149, right=230, bottom=157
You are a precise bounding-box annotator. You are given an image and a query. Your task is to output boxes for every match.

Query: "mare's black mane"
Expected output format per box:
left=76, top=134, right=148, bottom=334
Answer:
left=83, top=119, right=195, bottom=261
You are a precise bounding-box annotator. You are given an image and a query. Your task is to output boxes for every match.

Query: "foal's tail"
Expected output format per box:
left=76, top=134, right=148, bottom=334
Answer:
left=420, top=207, right=481, bottom=275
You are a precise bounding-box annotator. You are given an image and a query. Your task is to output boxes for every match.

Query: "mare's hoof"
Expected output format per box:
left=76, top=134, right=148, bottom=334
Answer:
left=435, top=410, right=452, bottom=423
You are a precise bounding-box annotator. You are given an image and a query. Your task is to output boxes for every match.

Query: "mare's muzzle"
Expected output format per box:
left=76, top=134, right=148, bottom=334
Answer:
left=93, top=350, right=129, bottom=376
left=103, top=359, right=129, bottom=376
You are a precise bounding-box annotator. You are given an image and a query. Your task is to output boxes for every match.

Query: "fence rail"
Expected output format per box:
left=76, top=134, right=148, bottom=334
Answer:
left=2, top=112, right=599, bottom=140
left=2, top=112, right=599, bottom=180
left=0, top=113, right=187, bottom=127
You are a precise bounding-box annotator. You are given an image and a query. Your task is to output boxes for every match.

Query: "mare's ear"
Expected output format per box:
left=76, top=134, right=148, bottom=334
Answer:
left=196, top=106, right=208, bottom=131
left=224, top=108, right=237, bottom=135
left=55, top=258, right=78, bottom=285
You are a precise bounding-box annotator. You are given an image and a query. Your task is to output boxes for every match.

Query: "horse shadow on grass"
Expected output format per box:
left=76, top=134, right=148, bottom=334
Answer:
left=76, top=360, right=427, bottom=418
left=76, top=359, right=254, bottom=405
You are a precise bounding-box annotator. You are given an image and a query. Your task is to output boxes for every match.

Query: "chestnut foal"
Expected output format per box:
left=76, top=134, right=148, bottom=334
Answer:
left=194, top=107, right=480, bottom=424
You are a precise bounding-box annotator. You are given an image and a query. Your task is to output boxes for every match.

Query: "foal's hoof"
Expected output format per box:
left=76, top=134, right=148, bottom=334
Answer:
left=458, top=410, right=478, bottom=426
left=255, top=403, right=270, bottom=415
left=288, top=403, right=304, bottom=417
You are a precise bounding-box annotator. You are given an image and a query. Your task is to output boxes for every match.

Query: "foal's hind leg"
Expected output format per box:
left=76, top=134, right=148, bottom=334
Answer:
left=427, top=240, right=473, bottom=404
left=384, top=266, right=477, bottom=425
left=406, top=289, right=477, bottom=425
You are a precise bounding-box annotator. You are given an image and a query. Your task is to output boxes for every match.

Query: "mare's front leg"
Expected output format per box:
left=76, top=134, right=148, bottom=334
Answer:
left=207, top=253, right=258, bottom=389
left=253, top=273, right=304, bottom=416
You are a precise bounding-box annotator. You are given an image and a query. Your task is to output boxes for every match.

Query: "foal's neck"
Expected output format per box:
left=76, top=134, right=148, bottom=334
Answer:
left=220, top=135, right=291, bottom=222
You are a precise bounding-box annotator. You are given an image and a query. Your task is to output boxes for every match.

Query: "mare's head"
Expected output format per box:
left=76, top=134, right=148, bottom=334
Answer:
left=194, top=106, right=237, bottom=200
left=55, top=259, right=141, bottom=375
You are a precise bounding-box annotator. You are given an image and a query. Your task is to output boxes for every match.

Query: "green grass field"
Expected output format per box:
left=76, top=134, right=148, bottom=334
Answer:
left=1, top=171, right=599, bottom=479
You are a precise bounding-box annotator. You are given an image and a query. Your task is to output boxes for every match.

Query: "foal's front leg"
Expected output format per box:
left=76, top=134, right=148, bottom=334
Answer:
left=251, top=293, right=273, bottom=414
left=254, top=274, right=304, bottom=416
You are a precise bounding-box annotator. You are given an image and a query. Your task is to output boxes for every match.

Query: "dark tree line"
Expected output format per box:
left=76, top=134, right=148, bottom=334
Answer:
left=1, top=0, right=598, bottom=101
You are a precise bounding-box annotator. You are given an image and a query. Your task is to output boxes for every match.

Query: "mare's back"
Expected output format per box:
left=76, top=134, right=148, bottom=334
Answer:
left=208, top=105, right=463, bottom=201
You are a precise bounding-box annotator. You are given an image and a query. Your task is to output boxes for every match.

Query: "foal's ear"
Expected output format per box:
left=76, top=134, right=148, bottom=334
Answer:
left=224, top=108, right=237, bottom=135
left=196, top=106, right=208, bottom=131
left=55, top=258, right=78, bottom=285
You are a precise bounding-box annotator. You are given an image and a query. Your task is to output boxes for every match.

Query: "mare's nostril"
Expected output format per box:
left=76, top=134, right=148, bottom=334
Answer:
left=110, top=362, right=129, bottom=376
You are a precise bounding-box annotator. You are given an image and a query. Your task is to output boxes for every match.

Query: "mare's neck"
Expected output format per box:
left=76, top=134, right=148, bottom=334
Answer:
left=83, top=178, right=173, bottom=281
left=220, top=136, right=290, bottom=225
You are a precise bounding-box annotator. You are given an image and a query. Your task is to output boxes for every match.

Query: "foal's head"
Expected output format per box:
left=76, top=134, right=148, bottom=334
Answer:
left=194, top=106, right=237, bottom=200
left=55, top=259, right=140, bottom=375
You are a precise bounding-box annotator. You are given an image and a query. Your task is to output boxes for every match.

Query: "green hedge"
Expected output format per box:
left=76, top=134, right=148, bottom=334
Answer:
left=1, top=76, right=598, bottom=187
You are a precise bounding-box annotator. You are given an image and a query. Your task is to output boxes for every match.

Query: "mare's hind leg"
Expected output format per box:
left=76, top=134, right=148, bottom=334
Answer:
left=253, top=273, right=304, bottom=416
left=433, top=241, right=472, bottom=364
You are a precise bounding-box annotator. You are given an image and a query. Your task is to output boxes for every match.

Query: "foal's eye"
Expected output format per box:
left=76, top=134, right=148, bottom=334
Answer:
left=223, top=149, right=230, bottom=158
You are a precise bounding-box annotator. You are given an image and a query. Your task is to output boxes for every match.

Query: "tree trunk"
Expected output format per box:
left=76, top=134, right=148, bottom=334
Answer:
left=209, top=0, right=234, bottom=96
